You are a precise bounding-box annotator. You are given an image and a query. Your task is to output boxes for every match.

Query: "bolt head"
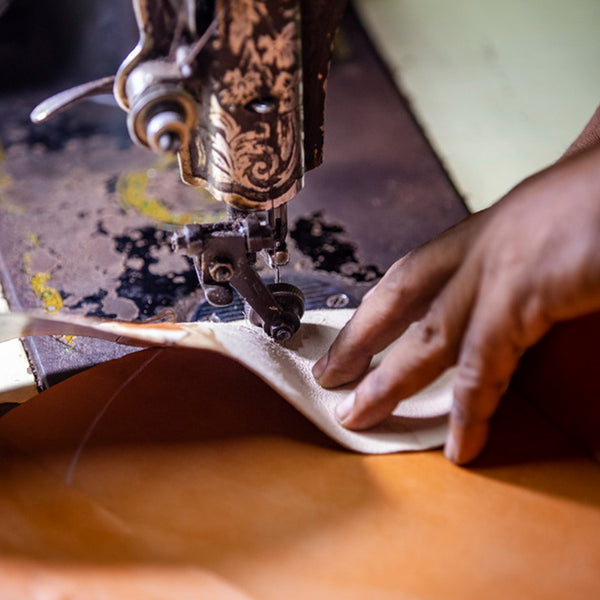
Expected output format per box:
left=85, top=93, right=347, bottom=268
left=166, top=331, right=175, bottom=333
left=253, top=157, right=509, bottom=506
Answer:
left=213, top=266, right=232, bottom=282
left=158, top=131, right=182, bottom=153
left=273, top=249, right=290, bottom=266
left=272, top=326, right=293, bottom=342
left=326, top=293, right=350, bottom=308
left=208, top=260, right=234, bottom=282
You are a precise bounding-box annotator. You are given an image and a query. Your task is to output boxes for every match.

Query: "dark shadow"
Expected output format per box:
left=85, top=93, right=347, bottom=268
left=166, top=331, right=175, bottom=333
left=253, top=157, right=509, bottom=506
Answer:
left=467, top=394, right=600, bottom=508
left=0, top=402, right=19, bottom=417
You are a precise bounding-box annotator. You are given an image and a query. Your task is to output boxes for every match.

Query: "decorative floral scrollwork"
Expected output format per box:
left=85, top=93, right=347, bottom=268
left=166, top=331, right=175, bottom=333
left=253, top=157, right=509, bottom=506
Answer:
left=190, top=0, right=303, bottom=207
left=218, top=68, right=264, bottom=107
left=258, top=22, right=297, bottom=70
left=227, top=0, right=268, bottom=55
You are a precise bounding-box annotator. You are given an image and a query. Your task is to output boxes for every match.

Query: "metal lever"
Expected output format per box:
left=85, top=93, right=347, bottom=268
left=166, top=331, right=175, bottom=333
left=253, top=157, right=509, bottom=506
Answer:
left=30, top=76, right=116, bottom=124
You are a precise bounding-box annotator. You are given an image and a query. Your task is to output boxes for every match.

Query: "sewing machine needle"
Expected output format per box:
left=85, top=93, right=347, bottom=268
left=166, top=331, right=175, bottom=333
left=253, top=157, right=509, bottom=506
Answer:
left=275, top=266, right=280, bottom=284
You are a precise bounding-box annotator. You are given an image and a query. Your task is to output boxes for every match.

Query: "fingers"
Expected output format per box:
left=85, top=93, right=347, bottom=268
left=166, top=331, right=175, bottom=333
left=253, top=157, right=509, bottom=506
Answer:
left=320, top=141, right=600, bottom=465
left=313, top=259, right=436, bottom=389
left=446, top=279, right=553, bottom=464
left=335, top=254, right=553, bottom=464
left=314, top=213, right=488, bottom=389
left=336, top=255, right=480, bottom=430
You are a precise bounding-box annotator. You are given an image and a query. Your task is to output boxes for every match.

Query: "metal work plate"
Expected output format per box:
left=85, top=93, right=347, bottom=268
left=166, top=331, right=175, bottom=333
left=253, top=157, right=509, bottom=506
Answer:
left=0, top=10, right=468, bottom=389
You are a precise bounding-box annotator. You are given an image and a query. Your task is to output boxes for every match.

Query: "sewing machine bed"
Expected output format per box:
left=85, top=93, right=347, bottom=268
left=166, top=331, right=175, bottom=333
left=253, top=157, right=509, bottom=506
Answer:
left=0, top=11, right=467, bottom=389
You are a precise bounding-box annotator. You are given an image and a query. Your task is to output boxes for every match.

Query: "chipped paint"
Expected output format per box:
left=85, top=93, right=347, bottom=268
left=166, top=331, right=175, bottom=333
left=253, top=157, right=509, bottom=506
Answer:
left=31, top=272, right=63, bottom=313
left=113, top=227, right=199, bottom=318
left=291, top=211, right=384, bottom=282
left=56, top=334, right=76, bottom=349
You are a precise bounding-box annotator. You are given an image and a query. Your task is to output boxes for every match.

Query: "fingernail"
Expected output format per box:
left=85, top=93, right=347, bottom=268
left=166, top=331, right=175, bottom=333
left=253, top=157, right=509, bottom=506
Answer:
left=312, top=353, right=329, bottom=381
left=335, top=391, right=356, bottom=424
left=444, top=431, right=458, bottom=463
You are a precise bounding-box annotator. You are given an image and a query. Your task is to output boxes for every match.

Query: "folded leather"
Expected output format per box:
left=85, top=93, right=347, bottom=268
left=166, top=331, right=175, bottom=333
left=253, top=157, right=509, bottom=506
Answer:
left=0, top=309, right=453, bottom=452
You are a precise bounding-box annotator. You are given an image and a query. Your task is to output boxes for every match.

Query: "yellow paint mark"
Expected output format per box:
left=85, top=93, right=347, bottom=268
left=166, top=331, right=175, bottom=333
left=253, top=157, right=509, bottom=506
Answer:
left=155, top=153, right=178, bottom=169
left=116, top=156, right=226, bottom=225
left=23, top=252, right=32, bottom=272
left=116, top=171, right=198, bottom=225
left=31, top=272, right=63, bottom=313
left=27, top=233, right=40, bottom=247
left=31, top=272, right=49, bottom=295
left=59, top=335, right=76, bottom=347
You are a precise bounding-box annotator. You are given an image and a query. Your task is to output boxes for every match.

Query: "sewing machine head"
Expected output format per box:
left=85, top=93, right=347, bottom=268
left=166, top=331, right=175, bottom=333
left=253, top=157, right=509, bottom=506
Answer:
left=30, top=0, right=346, bottom=340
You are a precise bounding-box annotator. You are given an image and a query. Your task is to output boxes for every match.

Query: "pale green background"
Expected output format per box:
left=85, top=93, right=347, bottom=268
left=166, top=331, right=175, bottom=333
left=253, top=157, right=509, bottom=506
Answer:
left=355, top=0, right=600, bottom=211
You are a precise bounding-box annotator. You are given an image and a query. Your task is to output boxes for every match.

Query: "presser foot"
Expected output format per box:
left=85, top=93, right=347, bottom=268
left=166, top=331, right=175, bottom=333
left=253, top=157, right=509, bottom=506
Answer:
left=172, top=216, right=306, bottom=341
left=244, top=282, right=305, bottom=342
left=192, top=274, right=358, bottom=327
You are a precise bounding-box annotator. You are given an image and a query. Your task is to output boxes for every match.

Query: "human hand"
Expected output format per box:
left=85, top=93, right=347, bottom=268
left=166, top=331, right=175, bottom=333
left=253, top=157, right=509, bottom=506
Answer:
left=313, top=144, right=600, bottom=464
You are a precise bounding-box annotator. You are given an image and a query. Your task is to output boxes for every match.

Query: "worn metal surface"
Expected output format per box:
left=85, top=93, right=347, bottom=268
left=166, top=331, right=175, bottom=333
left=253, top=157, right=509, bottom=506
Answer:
left=0, top=10, right=468, bottom=388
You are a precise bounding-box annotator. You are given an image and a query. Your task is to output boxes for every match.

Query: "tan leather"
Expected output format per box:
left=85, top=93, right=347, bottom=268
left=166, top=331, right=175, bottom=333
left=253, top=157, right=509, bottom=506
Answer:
left=0, top=346, right=599, bottom=599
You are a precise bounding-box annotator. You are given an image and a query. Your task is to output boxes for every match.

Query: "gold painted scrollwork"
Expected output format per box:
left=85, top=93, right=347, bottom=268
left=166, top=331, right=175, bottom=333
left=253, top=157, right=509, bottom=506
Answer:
left=187, top=0, right=304, bottom=207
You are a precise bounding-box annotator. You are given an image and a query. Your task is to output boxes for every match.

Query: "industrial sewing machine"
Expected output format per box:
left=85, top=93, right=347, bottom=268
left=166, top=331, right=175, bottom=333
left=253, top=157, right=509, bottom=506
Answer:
left=0, top=0, right=467, bottom=387
left=31, top=0, right=347, bottom=341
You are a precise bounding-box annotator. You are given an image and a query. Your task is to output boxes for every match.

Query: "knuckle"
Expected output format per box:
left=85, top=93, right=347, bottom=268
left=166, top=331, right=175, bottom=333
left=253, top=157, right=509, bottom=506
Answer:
left=379, top=251, right=421, bottom=293
left=487, top=244, right=523, bottom=273
left=378, top=258, right=405, bottom=288
left=332, top=317, right=366, bottom=351
left=450, top=393, right=481, bottom=427
left=453, top=361, right=484, bottom=402
left=379, top=269, right=414, bottom=303
left=357, top=373, right=389, bottom=409
left=413, top=314, right=453, bottom=361
left=453, top=361, right=507, bottom=424
left=519, top=293, right=553, bottom=343
left=388, top=252, right=413, bottom=276
left=356, top=370, right=399, bottom=413
left=334, top=319, right=378, bottom=361
left=328, top=356, right=371, bottom=385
